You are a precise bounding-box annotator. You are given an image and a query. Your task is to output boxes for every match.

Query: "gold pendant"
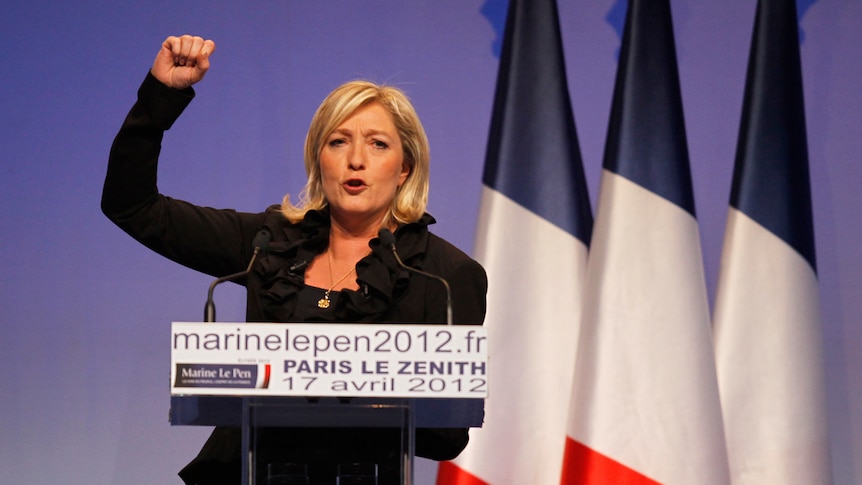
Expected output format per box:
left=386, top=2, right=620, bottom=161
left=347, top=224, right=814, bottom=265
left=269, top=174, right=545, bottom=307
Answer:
left=317, top=296, right=331, bottom=309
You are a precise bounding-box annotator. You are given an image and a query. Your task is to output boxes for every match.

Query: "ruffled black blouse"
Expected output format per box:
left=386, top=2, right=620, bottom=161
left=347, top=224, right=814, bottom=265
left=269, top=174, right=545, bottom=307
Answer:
left=252, top=208, right=424, bottom=324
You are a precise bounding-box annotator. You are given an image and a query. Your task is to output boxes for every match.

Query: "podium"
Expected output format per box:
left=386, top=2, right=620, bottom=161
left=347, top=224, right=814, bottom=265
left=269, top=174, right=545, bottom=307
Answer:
left=169, top=322, right=488, bottom=484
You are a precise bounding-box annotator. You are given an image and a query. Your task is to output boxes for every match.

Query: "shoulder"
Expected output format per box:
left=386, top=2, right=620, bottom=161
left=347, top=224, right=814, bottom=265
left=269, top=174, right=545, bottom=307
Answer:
left=425, top=232, right=471, bottom=262
left=399, top=214, right=485, bottom=277
left=423, top=230, right=488, bottom=326
left=260, top=206, right=329, bottom=243
left=424, top=231, right=487, bottom=282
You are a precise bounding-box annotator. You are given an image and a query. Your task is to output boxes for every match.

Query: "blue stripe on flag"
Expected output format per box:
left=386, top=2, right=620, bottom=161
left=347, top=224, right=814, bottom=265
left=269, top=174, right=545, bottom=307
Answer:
left=729, top=0, right=816, bottom=271
left=601, top=0, right=696, bottom=216
left=482, top=0, right=593, bottom=244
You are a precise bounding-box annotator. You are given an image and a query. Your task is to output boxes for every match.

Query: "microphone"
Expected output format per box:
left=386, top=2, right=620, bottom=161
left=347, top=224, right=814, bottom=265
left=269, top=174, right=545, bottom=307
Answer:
left=204, top=228, right=272, bottom=322
left=378, top=228, right=453, bottom=326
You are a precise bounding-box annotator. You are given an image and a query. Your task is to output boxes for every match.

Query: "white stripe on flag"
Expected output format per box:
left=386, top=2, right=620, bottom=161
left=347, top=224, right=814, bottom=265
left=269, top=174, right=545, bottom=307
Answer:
left=566, top=171, right=729, bottom=484
left=450, top=185, right=587, bottom=484
left=713, top=208, right=830, bottom=484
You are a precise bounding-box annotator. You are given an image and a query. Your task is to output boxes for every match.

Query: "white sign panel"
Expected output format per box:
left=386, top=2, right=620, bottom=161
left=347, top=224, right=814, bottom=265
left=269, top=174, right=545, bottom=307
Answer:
left=170, top=322, right=488, bottom=398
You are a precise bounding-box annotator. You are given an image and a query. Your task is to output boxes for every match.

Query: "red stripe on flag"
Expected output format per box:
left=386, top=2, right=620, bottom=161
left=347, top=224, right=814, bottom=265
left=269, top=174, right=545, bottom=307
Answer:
left=436, top=461, right=490, bottom=485
left=560, top=438, right=661, bottom=485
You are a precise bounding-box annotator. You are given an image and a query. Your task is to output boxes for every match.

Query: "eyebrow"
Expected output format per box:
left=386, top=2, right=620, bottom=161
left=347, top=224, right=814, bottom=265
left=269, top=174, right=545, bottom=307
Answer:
left=330, top=127, right=395, bottom=138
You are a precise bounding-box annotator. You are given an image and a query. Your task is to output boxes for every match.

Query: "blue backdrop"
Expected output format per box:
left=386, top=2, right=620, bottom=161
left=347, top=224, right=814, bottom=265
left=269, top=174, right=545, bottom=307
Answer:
left=1, top=1, right=859, bottom=483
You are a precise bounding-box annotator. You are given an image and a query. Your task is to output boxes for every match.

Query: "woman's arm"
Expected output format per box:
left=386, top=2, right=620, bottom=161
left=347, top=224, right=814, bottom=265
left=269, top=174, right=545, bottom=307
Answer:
left=102, top=37, right=262, bottom=278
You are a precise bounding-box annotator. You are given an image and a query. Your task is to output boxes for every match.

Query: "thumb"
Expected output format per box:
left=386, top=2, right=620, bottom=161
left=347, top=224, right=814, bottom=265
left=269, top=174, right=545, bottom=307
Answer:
left=151, top=44, right=179, bottom=86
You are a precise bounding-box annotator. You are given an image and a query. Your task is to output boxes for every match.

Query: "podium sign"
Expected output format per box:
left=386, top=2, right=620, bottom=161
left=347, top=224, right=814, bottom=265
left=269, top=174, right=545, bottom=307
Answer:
left=170, top=322, right=488, bottom=399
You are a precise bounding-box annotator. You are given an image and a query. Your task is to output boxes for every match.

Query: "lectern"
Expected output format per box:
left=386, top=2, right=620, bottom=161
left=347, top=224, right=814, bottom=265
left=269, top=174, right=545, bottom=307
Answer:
left=169, top=322, right=488, bottom=485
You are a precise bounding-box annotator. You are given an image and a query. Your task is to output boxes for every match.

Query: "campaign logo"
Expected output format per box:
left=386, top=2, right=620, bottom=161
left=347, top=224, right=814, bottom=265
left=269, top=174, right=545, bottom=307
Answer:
left=174, top=363, right=271, bottom=389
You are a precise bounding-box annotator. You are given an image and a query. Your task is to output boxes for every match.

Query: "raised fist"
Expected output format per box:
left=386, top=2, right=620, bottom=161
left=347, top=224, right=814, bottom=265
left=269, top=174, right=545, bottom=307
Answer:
left=151, top=35, right=216, bottom=89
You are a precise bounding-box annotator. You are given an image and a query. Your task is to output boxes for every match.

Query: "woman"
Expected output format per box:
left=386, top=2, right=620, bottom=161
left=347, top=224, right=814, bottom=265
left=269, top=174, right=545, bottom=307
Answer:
left=102, top=35, right=488, bottom=484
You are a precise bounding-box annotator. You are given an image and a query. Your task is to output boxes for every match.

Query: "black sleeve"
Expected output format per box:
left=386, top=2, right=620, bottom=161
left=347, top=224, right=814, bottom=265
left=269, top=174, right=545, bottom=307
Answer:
left=449, top=256, right=488, bottom=326
left=415, top=237, right=488, bottom=460
left=101, top=72, right=264, bottom=278
left=421, top=235, right=488, bottom=326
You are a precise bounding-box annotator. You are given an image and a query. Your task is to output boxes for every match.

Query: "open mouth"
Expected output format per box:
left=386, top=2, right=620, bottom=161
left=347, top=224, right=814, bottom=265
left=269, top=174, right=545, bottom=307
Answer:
left=343, top=179, right=367, bottom=193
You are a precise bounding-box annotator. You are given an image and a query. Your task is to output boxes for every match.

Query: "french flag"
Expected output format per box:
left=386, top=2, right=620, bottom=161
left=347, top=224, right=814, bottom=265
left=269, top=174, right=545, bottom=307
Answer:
left=437, top=0, right=592, bottom=483
left=712, top=0, right=832, bottom=482
left=561, top=1, right=730, bottom=483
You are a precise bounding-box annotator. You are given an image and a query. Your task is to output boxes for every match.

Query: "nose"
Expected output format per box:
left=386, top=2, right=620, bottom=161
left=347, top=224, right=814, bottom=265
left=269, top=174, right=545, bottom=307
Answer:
left=347, top=143, right=366, bottom=170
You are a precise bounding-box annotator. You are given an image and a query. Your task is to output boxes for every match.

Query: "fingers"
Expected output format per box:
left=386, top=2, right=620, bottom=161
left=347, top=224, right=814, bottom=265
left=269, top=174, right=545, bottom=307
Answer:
left=152, top=35, right=216, bottom=88
left=162, top=35, right=215, bottom=68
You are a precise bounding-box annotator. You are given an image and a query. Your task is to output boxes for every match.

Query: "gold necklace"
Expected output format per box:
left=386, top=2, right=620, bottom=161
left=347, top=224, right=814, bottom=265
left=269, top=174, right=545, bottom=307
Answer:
left=317, top=250, right=356, bottom=309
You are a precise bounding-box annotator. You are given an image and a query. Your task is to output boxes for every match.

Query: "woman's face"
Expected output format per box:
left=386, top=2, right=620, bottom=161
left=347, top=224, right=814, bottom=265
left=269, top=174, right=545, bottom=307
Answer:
left=319, top=102, right=410, bottom=228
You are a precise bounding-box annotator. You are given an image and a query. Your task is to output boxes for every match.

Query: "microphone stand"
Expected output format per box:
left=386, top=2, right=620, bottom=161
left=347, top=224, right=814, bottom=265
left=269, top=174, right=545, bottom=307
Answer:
left=204, top=247, right=261, bottom=322
left=378, top=229, right=453, bottom=326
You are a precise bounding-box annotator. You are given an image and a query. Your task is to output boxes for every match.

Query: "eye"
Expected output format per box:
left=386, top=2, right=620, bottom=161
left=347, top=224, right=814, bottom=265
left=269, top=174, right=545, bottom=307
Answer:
left=372, top=140, right=389, bottom=149
left=327, top=138, right=346, bottom=148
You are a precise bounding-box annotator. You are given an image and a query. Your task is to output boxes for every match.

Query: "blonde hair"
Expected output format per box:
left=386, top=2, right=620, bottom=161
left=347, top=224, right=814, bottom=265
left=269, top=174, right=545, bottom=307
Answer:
left=281, top=80, right=430, bottom=227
